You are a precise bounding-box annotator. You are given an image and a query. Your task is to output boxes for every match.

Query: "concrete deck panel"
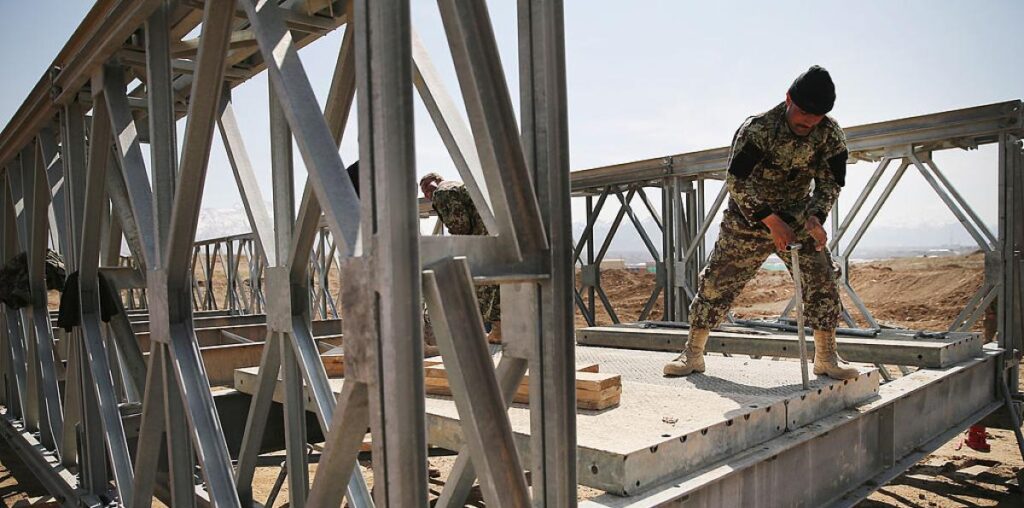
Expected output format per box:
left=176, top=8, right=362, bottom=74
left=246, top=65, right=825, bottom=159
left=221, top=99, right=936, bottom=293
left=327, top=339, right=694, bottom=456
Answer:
left=580, top=349, right=1001, bottom=507
left=576, top=325, right=982, bottom=368
left=234, top=346, right=878, bottom=495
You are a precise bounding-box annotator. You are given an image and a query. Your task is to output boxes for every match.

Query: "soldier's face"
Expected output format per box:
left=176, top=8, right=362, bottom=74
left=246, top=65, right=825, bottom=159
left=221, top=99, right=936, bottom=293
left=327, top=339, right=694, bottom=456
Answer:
left=784, top=94, right=825, bottom=137
left=421, top=179, right=440, bottom=200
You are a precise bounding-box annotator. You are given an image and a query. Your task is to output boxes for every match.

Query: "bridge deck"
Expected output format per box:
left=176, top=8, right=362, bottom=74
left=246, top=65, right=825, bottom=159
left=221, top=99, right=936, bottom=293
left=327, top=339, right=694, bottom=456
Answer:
left=234, top=345, right=879, bottom=495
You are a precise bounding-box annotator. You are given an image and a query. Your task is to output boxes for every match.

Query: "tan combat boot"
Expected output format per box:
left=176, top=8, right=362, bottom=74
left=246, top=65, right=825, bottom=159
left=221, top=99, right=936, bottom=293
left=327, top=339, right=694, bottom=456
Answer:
left=486, top=320, right=502, bottom=344
left=663, top=328, right=709, bottom=377
left=812, top=329, right=859, bottom=380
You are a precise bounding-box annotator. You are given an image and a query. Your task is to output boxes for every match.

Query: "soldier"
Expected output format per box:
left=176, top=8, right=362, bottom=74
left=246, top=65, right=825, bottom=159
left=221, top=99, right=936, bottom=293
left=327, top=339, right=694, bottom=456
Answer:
left=347, top=161, right=441, bottom=357
left=664, top=65, right=858, bottom=381
left=419, top=173, right=501, bottom=344
left=0, top=249, right=66, bottom=309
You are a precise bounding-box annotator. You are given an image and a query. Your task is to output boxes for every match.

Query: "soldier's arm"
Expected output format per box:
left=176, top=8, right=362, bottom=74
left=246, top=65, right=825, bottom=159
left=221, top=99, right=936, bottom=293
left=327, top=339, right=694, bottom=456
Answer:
left=725, top=119, right=774, bottom=223
left=807, top=123, right=848, bottom=223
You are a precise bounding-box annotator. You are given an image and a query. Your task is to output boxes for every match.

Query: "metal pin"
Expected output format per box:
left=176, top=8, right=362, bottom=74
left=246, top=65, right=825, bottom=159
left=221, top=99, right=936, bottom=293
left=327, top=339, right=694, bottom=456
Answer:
left=787, top=243, right=810, bottom=390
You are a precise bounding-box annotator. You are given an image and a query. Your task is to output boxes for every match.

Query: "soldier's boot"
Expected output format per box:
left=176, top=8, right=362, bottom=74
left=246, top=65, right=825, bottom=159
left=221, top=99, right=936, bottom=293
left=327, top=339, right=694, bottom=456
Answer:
left=663, top=328, right=709, bottom=377
left=486, top=320, right=502, bottom=344
left=812, top=329, right=859, bottom=380
left=423, top=317, right=440, bottom=357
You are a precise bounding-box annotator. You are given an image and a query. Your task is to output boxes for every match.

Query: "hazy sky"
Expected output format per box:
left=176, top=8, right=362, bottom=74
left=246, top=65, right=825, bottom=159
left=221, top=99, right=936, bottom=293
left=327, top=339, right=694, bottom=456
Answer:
left=1, top=1, right=1021, bottom=247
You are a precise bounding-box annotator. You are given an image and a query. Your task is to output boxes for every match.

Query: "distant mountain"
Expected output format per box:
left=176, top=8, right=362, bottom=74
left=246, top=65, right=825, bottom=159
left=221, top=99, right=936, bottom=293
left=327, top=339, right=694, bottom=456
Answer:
left=195, top=204, right=261, bottom=241
left=192, top=205, right=987, bottom=261
left=571, top=216, right=988, bottom=263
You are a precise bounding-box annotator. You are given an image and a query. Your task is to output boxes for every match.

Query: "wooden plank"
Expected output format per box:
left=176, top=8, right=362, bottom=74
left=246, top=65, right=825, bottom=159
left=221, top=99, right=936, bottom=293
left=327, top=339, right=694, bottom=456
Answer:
left=424, top=377, right=619, bottom=409
left=424, top=364, right=621, bottom=410
left=322, top=353, right=441, bottom=378
left=575, top=372, right=620, bottom=392
left=578, top=386, right=623, bottom=411
left=320, top=354, right=345, bottom=378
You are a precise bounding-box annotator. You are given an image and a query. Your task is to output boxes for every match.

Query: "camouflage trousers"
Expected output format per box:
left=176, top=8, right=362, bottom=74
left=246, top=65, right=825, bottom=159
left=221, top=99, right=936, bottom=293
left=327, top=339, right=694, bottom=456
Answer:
left=688, top=210, right=841, bottom=331
left=422, top=283, right=501, bottom=346
left=477, top=284, right=500, bottom=325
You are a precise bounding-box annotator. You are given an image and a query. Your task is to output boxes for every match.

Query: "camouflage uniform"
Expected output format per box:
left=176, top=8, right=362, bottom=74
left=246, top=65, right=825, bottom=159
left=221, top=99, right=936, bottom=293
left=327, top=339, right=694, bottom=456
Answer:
left=689, top=102, right=848, bottom=331
left=431, top=181, right=500, bottom=324
left=0, top=250, right=67, bottom=309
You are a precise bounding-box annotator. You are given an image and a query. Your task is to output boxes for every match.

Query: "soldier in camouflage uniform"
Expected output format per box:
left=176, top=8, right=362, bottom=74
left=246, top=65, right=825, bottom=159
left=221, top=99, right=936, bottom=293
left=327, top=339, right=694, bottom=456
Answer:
left=665, top=65, right=858, bottom=381
left=0, top=249, right=66, bottom=309
left=419, top=173, right=502, bottom=343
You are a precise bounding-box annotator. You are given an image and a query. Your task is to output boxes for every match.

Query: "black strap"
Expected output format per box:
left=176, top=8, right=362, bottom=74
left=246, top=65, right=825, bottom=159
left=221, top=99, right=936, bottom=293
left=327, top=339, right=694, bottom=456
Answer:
left=56, top=271, right=122, bottom=331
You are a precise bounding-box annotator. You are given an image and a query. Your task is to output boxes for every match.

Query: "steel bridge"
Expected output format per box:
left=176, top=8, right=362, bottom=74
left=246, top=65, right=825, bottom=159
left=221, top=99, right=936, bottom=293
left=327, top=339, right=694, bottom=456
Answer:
left=0, top=1, right=1021, bottom=507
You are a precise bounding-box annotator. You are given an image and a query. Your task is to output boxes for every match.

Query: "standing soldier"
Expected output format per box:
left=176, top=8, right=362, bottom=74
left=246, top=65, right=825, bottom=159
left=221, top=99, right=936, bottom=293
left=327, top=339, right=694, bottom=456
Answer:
left=664, top=65, right=857, bottom=381
left=419, top=173, right=502, bottom=343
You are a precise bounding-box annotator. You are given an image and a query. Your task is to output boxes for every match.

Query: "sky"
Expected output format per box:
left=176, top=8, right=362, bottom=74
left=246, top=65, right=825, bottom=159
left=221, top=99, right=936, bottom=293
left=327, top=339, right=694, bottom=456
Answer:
left=0, top=1, right=1021, bottom=250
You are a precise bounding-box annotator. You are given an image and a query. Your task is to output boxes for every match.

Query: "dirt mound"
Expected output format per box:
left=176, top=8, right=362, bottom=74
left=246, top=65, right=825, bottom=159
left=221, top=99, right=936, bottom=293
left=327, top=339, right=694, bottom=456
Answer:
left=576, top=253, right=986, bottom=331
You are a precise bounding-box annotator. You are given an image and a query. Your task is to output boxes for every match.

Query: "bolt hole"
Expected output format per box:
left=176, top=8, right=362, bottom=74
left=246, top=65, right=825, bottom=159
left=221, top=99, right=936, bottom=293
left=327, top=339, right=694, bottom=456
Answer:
left=726, top=420, right=733, bottom=427
left=649, top=445, right=659, bottom=453
left=701, top=428, right=708, bottom=436
left=661, top=433, right=670, bottom=438
left=744, top=414, right=751, bottom=421
left=679, top=435, right=687, bottom=443
left=591, top=464, right=599, bottom=474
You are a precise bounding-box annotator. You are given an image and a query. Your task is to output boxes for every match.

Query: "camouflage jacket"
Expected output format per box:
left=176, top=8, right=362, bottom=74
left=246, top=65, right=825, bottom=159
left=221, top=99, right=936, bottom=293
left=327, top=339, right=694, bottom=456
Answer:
left=0, top=250, right=67, bottom=309
left=432, top=181, right=488, bottom=236
left=725, top=102, right=848, bottom=226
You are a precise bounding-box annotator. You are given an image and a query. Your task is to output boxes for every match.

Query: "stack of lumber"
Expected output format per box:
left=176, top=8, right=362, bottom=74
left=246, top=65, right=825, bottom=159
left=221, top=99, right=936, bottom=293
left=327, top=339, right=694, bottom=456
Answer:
left=320, top=352, right=442, bottom=377
left=424, top=362, right=622, bottom=410
left=319, top=351, right=622, bottom=410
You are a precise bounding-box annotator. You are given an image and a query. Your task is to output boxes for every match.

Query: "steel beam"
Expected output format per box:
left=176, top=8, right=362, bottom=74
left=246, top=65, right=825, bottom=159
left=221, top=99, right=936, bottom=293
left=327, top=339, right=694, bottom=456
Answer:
left=423, top=258, right=530, bottom=507
left=354, top=0, right=427, bottom=505
left=437, top=0, right=548, bottom=258
left=519, top=1, right=577, bottom=504
left=570, top=101, right=1023, bottom=191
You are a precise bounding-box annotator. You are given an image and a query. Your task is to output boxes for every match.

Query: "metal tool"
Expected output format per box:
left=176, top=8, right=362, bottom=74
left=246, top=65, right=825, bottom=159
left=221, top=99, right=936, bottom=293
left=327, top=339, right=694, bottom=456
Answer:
left=787, top=243, right=810, bottom=390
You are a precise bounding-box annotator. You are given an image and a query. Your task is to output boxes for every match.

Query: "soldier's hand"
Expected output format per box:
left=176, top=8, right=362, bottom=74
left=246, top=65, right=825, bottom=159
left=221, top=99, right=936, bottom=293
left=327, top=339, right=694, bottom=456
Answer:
left=805, top=216, right=827, bottom=251
left=762, top=214, right=798, bottom=252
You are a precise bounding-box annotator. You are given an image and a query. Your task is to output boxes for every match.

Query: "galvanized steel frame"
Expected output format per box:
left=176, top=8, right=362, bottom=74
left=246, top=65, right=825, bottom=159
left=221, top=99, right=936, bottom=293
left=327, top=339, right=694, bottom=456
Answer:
left=0, top=0, right=573, bottom=506
left=0, top=1, right=1018, bottom=506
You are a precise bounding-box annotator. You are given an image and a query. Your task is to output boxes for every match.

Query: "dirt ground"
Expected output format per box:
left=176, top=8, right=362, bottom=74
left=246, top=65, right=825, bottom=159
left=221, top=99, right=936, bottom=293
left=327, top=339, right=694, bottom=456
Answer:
left=577, top=252, right=988, bottom=332
left=0, top=253, right=1019, bottom=506
left=859, top=428, right=1022, bottom=507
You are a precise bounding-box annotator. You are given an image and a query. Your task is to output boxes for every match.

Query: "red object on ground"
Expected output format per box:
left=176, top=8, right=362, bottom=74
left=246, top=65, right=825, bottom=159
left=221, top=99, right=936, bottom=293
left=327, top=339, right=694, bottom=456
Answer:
left=964, top=424, right=991, bottom=452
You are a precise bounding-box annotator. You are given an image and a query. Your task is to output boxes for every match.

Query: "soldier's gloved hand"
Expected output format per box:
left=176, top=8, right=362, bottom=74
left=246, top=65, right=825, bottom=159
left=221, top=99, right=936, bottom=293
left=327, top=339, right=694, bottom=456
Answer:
left=804, top=216, right=827, bottom=252
left=762, top=214, right=798, bottom=252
